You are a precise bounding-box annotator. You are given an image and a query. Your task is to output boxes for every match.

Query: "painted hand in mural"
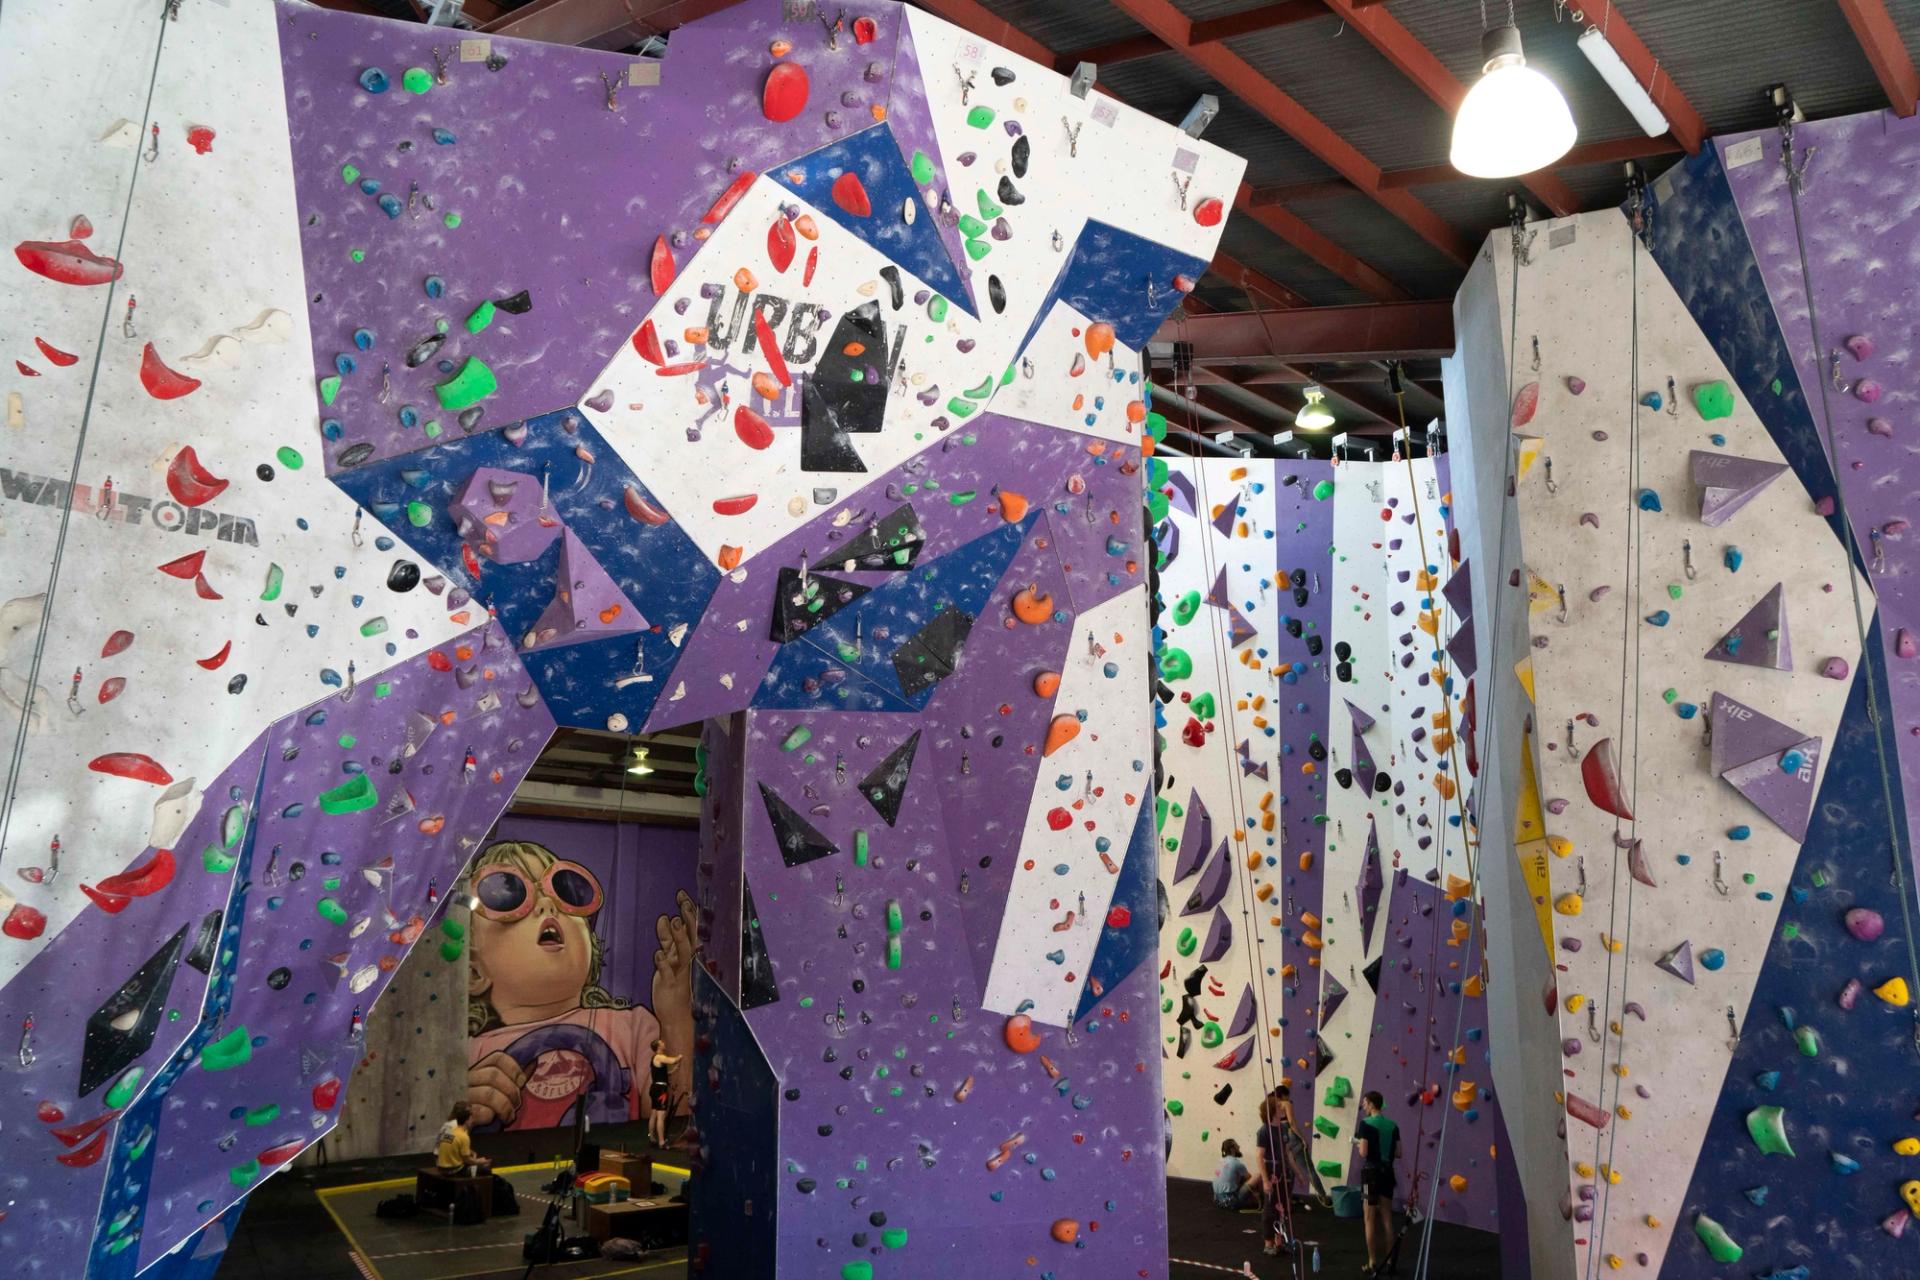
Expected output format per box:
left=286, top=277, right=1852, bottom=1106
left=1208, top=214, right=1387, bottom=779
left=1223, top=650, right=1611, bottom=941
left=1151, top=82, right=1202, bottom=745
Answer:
left=466, top=1049, right=527, bottom=1130
left=651, top=888, right=699, bottom=1111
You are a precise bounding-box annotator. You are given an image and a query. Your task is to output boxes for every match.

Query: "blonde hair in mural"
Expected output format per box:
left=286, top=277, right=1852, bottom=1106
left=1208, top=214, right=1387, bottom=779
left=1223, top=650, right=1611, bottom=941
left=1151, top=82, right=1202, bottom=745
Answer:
left=465, top=839, right=629, bottom=1036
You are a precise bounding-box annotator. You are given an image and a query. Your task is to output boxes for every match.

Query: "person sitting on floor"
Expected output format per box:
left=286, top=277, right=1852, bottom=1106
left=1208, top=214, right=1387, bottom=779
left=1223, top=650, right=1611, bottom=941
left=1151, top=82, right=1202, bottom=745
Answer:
left=435, top=1101, right=491, bottom=1175
left=1212, top=1138, right=1262, bottom=1210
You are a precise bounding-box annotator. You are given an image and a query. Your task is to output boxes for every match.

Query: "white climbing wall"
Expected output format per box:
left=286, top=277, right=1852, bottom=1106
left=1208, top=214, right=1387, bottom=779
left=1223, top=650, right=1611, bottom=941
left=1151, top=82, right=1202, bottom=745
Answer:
left=1459, top=209, right=1865, bottom=1276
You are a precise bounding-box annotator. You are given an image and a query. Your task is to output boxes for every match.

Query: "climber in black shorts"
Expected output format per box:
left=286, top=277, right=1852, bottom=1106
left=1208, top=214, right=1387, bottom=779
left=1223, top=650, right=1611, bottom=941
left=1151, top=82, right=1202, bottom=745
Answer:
left=647, top=1038, right=682, bottom=1149
left=1354, top=1091, right=1400, bottom=1274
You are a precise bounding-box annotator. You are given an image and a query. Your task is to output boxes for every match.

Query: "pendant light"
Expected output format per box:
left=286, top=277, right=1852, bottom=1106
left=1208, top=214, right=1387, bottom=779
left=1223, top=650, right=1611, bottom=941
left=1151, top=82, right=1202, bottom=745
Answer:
left=1296, top=386, right=1336, bottom=431
left=1450, top=2, right=1577, bottom=178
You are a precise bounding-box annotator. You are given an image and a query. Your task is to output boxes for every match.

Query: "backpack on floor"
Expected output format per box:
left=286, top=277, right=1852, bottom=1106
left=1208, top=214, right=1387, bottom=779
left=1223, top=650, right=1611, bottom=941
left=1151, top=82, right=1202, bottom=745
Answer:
left=374, top=1194, right=418, bottom=1219
left=490, top=1173, right=521, bottom=1215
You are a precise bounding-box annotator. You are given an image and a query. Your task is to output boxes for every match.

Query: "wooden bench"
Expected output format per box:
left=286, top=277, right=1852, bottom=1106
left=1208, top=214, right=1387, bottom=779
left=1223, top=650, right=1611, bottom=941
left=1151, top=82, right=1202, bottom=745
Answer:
left=415, top=1166, right=492, bottom=1222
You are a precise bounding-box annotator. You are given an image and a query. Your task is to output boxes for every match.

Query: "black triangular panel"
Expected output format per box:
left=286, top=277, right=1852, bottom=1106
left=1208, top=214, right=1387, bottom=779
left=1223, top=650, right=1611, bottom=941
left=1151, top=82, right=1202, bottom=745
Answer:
left=799, top=301, right=890, bottom=472
left=1361, top=955, right=1384, bottom=995
left=770, top=567, right=870, bottom=644
left=891, top=607, right=973, bottom=697
left=185, top=909, right=222, bottom=974
left=740, top=878, right=780, bottom=1010
left=79, top=925, right=187, bottom=1097
left=857, top=731, right=921, bottom=827
left=758, top=782, right=840, bottom=867
left=831, top=503, right=926, bottom=571
left=1315, top=1038, right=1335, bottom=1074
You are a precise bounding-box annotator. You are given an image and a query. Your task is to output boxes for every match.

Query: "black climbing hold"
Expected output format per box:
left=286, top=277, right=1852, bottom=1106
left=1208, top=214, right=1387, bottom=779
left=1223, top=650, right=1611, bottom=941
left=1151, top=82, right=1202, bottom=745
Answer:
left=857, top=731, right=921, bottom=827
left=1334, top=767, right=1354, bottom=790
left=770, top=566, right=869, bottom=643
left=831, top=503, right=925, bottom=571
left=79, top=925, right=186, bottom=1097
left=1307, top=740, right=1327, bottom=762
left=1284, top=618, right=1303, bottom=638
left=785, top=1088, right=802, bottom=1101
left=996, top=176, right=1024, bottom=206
left=759, top=782, right=839, bottom=867
left=1213, top=1082, right=1233, bottom=1105
left=227, top=674, right=248, bottom=695
left=1176, top=1023, right=1192, bottom=1058
left=387, top=560, right=422, bottom=593
left=403, top=333, right=445, bottom=368
left=458, top=407, right=484, bottom=432
left=1374, top=771, right=1393, bottom=793
left=878, top=264, right=904, bottom=311
left=991, top=66, right=1015, bottom=86
left=1361, top=955, right=1384, bottom=994
left=891, top=606, right=972, bottom=698
left=1334, top=641, right=1352, bottom=661
left=267, top=967, right=291, bottom=990
left=495, top=289, right=532, bottom=314
left=797, top=1178, right=817, bottom=1193
left=1336, top=662, right=1353, bottom=683
left=1305, top=635, right=1323, bottom=656
left=336, top=442, right=376, bottom=468
left=741, top=878, right=780, bottom=1010
left=1292, top=585, right=1309, bottom=608
left=988, top=274, right=1006, bottom=314
left=1011, top=134, right=1030, bottom=179
left=801, top=301, right=891, bottom=472
left=256, top=464, right=275, bottom=482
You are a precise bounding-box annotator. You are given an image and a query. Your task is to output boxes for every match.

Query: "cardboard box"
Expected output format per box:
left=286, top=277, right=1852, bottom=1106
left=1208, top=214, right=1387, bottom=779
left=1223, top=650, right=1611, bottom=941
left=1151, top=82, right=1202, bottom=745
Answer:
left=597, top=1150, right=652, bottom=1189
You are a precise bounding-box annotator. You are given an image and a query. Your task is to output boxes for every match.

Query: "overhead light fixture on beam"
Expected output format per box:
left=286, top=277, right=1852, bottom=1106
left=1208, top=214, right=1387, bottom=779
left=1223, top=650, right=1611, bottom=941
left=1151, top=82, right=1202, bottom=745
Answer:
left=1295, top=385, right=1336, bottom=430
left=1577, top=28, right=1669, bottom=137
left=1451, top=11, right=1577, bottom=178
left=1180, top=94, right=1220, bottom=139
left=628, top=747, right=655, bottom=776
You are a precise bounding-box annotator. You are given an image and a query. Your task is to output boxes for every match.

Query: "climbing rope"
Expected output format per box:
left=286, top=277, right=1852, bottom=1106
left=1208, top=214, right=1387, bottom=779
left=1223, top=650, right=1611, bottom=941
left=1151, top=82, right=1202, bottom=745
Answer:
left=0, top=16, right=171, bottom=867
left=1775, top=101, right=1920, bottom=1054
left=1584, top=174, right=1654, bottom=1280
left=1412, top=200, right=1533, bottom=1280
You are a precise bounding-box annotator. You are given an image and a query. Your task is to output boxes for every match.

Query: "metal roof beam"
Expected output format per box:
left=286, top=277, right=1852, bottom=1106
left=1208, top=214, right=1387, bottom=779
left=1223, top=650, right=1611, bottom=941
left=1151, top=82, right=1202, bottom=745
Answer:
left=1154, top=300, right=1454, bottom=362
left=481, top=0, right=748, bottom=48
left=1837, top=0, right=1920, bottom=117
left=1235, top=185, right=1412, bottom=302
left=1103, top=0, right=1475, bottom=266
left=1320, top=0, right=1577, bottom=215
left=1206, top=248, right=1314, bottom=309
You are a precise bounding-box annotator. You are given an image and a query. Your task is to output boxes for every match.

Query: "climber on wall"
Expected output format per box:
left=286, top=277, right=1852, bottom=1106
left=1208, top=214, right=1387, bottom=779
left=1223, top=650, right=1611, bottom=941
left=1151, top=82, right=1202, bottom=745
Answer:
left=464, top=840, right=699, bottom=1138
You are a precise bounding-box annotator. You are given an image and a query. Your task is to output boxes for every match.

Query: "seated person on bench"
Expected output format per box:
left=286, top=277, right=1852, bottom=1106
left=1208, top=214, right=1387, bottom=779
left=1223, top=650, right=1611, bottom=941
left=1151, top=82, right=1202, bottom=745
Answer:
left=436, top=1101, right=491, bottom=1175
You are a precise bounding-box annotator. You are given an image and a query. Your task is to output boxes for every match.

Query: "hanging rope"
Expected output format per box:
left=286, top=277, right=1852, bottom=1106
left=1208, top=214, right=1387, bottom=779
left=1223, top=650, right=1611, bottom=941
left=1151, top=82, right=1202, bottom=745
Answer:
left=1413, top=206, right=1533, bottom=1280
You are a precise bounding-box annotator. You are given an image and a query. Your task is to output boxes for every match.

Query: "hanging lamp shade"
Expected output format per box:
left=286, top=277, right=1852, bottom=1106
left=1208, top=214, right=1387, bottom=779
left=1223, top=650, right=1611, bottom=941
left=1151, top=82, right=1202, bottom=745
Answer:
left=1450, top=24, right=1577, bottom=178
left=1296, top=387, right=1336, bottom=431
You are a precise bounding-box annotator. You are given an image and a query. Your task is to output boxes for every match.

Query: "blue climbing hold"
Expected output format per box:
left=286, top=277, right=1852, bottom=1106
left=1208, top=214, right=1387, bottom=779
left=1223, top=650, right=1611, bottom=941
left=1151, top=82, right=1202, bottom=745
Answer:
left=1675, top=702, right=1698, bottom=719
left=1724, top=546, right=1743, bottom=572
left=352, top=327, right=375, bottom=351
left=333, top=353, right=357, bottom=376
left=358, top=67, right=390, bottom=93
left=1755, top=1070, right=1780, bottom=1091
left=1744, top=1184, right=1769, bottom=1205
left=1645, top=611, right=1671, bottom=627
left=424, top=276, right=445, bottom=298
left=1640, top=391, right=1663, bottom=410
left=1701, top=948, right=1725, bottom=971
left=432, top=127, right=457, bottom=145
left=1729, top=825, right=1751, bottom=840
left=1780, top=749, right=1805, bottom=774
left=1830, top=1151, right=1861, bottom=1174
left=377, top=193, right=403, bottom=218
left=1637, top=489, right=1663, bottom=512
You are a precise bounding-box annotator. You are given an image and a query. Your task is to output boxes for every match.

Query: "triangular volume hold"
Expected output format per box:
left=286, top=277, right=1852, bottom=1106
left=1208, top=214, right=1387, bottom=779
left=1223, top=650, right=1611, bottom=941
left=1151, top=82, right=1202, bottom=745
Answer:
left=1705, top=582, right=1790, bottom=671
left=1356, top=822, right=1384, bottom=953
left=1690, top=450, right=1788, bottom=527
left=800, top=301, right=891, bottom=472
left=1211, top=490, right=1241, bottom=538
left=829, top=503, right=926, bottom=571
left=1171, top=791, right=1212, bottom=883
left=1199, top=906, right=1233, bottom=962
left=1320, top=972, right=1349, bottom=1028
left=1182, top=838, right=1234, bottom=916
left=1723, top=734, right=1822, bottom=842
left=1345, top=699, right=1377, bottom=736
left=1442, top=561, right=1473, bottom=620
left=858, top=731, right=921, bottom=827
left=1361, top=954, right=1384, bottom=995
left=1223, top=602, right=1258, bottom=648
left=80, top=926, right=187, bottom=1096
left=740, top=878, right=780, bottom=1009
left=525, top=530, right=647, bottom=651
left=891, top=606, right=972, bottom=698
left=1707, top=690, right=1809, bottom=779
left=1206, top=566, right=1231, bottom=608
left=1446, top=613, right=1477, bottom=679
left=771, top=566, right=870, bottom=644
left=758, top=782, right=840, bottom=867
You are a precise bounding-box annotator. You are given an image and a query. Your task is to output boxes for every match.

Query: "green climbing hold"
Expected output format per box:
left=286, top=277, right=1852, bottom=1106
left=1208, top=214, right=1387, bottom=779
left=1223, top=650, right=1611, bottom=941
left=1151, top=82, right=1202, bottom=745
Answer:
left=1747, top=1104, right=1794, bottom=1155
left=245, top=1103, right=280, bottom=1127
left=402, top=67, right=432, bottom=94
left=1160, top=647, right=1193, bottom=681
left=465, top=299, right=495, bottom=333
left=435, top=356, right=497, bottom=410
left=405, top=499, right=434, bottom=526
left=1166, top=1099, right=1185, bottom=1116
left=1793, top=1024, right=1820, bottom=1057
left=1147, top=490, right=1170, bottom=524
left=1693, top=379, right=1735, bottom=420
left=201, top=1025, right=253, bottom=1072
left=1176, top=926, right=1197, bottom=956
left=443, top=211, right=462, bottom=229
left=1314, top=1114, right=1341, bottom=1139
left=1312, top=479, right=1336, bottom=501
left=349, top=248, right=366, bottom=263
left=1172, top=590, right=1202, bottom=626
left=104, top=1066, right=144, bottom=1109
left=958, top=214, right=987, bottom=238
left=222, top=803, right=247, bottom=849
left=966, top=105, right=995, bottom=128
left=881, top=1228, right=908, bottom=1249
left=910, top=150, right=936, bottom=185
left=841, top=1263, right=874, bottom=1280
left=976, top=189, right=1002, bottom=219
left=1200, top=1021, right=1223, bottom=1049
left=318, top=774, right=378, bottom=814
left=341, top=163, right=360, bottom=184
left=964, top=239, right=991, bottom=260
left=201, top=843, right=237, bottom=875
left=261, top=563, right=284, bottom=602
left=229, top=1160, right=261, bottom=1188
left=964, top=376, right=995, bottom=399
left=781, top=725, right=812, bottom=751
left=440, top=939, right=464, bottom=963
left=854, top=829, right=869, bottom=868
left=316, top=896, right=349, bottom=926
left=1317, top=1159, right=1344, bottom=1179
left=440, top=916, right=466, bottom=940
left=319, top=375, right=342, bottom=406
left=1190, top=692, right=1216, bottom=720
left=928, top=295, right=949, bottom=322
left=946, top=397, right=979, bottom=418
left=359, top=616, right=388, bottom=637
left=1693, top=1212, right=1743, bottom=1264
left=1145, top=411, right=1168, bottom=442
left=275, top=446, right=304, bottom=470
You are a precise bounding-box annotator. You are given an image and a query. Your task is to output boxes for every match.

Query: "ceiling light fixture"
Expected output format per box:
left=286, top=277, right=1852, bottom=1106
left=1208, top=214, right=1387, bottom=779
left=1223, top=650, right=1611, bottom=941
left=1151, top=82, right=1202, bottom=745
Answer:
left=628, top=748, right=655, bottom=777
left=1450, top=5, right=1577, bottom=178
left=1296, top=386, right=1336, bottom=431
left=1576, top=27, right=1669, bottom=137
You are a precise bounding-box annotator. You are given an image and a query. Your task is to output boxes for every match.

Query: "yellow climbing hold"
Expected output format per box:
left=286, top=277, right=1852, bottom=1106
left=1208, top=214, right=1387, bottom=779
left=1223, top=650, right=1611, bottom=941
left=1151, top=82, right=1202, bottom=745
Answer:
left=1645, top=1215, right=1661, bottom=1229
left=1565, top=993, right=1586, bottom=1014
left=1601, top=933, right=1624, bottom=952
left=1574, top=1162, right=1595, bottom=1178
left=1600, top=1164, right=1623, bottom=1184
left=1553, top=892, right=1583, bottom=916
left=1606, top=1255, right=1623, bottom=1271
left=1876, top=976, right=1911, bottom=1007
left=1547, top=835, right=1573, bottom=858
left=1903, top=1180, right=1920, bottom=1216
left=1896, top=1137, right=1920, bottom=1157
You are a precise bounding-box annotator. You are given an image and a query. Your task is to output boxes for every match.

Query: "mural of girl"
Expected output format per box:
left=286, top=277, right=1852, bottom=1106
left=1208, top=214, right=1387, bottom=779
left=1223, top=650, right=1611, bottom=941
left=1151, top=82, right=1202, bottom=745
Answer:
left=465, top=839, right=698, bottom=1134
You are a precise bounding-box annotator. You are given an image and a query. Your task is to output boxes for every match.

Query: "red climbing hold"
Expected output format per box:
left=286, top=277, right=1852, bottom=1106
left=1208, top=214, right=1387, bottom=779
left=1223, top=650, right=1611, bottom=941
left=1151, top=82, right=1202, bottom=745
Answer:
left=312, top=1076, right=343, bottom=1110
left=803, top=244, right=819, bottom=287
left=2, top=902, right=46, bottom=940
left=831, top=171, right=873, bottom=218
left=426, top=649, right=453, bottom=672
left=754, top=309, right=791, bottom=388
left=139, top=343, right=201, bottom=399
left=258, top=1139, right=306, bottom=1167
left=197, top=640, right=232, bottom=670
left=1580, top=737, right=1634, bottom=821
left=97, top=677, right=125, bottom=703
left=1046, top=807, right=1072, bottom=831
left=166, top=445, right=229, bottom=507
left=35, top=1101, right=65, bottom=1124
left=712, top=494, right=758, bottom=516
left=650, top=235, right=676, bottom=295
left=733, top=405, right=774, bottom=451
left=853, top=16, right=878, bottom=43
left=1511, top=380, right=1540, bottom=428
left=1106, top=905, right=1132, bottom=928
left=768, top=216, right=796, bottom=273
left=186, top=125, right=215, bottom=155
left=1193, top=197, right=1224, bottom=227
left=624, top=484, right=671, bottom=525
left=702, top=171, right=757, bottom=224
left=70, top=215, right=93, bottom=239
left=157, top=549, right=206, bottom=579
left=34, top=337, right=77, bottom=366
left=192, top=573, right=222, bottom=601
left=631, top=319, right=665, bottom=366
left=88, top=752, right=174, bottom=785
left=13, top=237, right=122, bottom=286
left=102, top=630, right=133, bottom=657
left=54, top=1130, right=108, bottom=1168
left=762, top=61, right=810, bottom=122
left=14, top=361, right=37, bottom=377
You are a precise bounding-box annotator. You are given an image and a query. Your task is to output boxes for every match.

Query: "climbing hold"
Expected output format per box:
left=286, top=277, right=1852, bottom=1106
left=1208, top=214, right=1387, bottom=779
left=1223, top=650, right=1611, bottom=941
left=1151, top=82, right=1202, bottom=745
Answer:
left=1580, top=738, right=1633, bottom=820
left=1693, top=1214, right=1743, bottom=1264
left=434, top=357, right=496, bottom=410
left=1639, top=391, right=1662, bottom=411
left=1553, top=892, right=1583, bottom=917
left=1637, top=489, right=1662, bottom=512
left=1692, top=380, right=1734, bottom=420
left=402, top=67, right=432, bottom=94
left=1876, top=977, right=1911, bottom=1007
left=1820, top=656, right=1849, bottom=679
left=1004, top=1014, right=1041, bottom=1054
left=1566, top=375, right=1586, bottom=395
left=1898, top=629, right=1918, bottom=659
left=1657, top=942, right=1696, bottom=985
left=1042, top=715, right=1080, bottom=757
left=1050, top=1219, right=1080, bottom=1244
left=1846, top=908, right=1885, bottom=942
left=762, top=61, right=809, bottom=121
left=358, top=67, right=389, bottom=93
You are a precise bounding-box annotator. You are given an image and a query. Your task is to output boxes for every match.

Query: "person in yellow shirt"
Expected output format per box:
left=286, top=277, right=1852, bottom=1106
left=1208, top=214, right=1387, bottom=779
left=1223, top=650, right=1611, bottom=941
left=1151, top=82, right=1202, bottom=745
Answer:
left=435, top=1101, right=490, bottom=1174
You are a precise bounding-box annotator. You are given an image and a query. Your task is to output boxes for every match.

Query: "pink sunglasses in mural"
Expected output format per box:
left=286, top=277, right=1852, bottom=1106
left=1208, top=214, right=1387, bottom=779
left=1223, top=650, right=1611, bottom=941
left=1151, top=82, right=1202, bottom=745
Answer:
left=473, top=861, right=604, bottom=922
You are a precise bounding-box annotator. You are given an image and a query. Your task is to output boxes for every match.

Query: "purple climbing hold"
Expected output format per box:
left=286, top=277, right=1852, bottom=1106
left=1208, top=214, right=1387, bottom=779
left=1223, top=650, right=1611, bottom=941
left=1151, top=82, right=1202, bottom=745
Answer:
left=1566, top=375, right=1586, bottom=396
left=1845, top=907, right=1885, bottom=942
left=1656, top=940, right=1696, bottom=985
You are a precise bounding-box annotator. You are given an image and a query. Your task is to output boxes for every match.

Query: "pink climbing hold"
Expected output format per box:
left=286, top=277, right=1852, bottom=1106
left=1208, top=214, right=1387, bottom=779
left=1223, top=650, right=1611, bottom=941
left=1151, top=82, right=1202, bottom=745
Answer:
left=1820, top=657, right=1850, bottom=680
left=1896, top=628, right=1918, bottom=660
left=1814, top=495, right=1836, bottom=516
left=1580, top=737, right=1634, bottom=820
left=1846, top=333, right=1875, bottom=361
left=1868, top=417, right=1893, bottom=438
left=1566, top=375, right=1586, bottom=396
left=1511, top=380, right=1540, bottom=428
left=1856, top=378, right=1883, bottom=403
left=1845, top=907, right=1885, bottom=942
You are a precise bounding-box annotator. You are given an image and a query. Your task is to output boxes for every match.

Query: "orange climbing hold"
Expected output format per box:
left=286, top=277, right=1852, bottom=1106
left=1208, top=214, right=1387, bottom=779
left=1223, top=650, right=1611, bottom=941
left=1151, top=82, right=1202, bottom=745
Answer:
left=1004, top=1014, right=1042, bottom=1053
left=997, top=490, right=1029, bottom=522
left=1084, top=322, right=1115, bottom=360
left=1011, top=584, right=1054, bottom=624
left=1032, top=670, right=1061, bottom=698
left=1050, top=1219, right=1080, bottom=1244
left=1042, top=714, right=1080, bottom=757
